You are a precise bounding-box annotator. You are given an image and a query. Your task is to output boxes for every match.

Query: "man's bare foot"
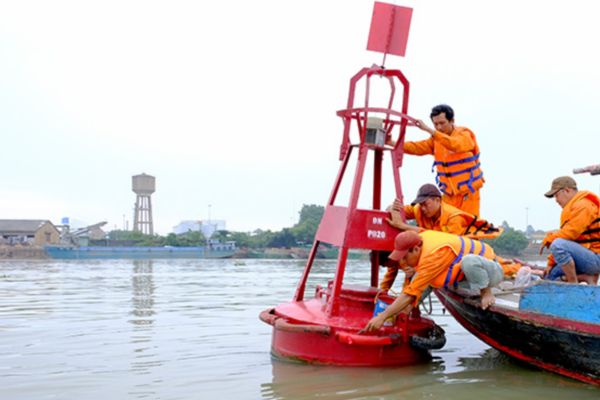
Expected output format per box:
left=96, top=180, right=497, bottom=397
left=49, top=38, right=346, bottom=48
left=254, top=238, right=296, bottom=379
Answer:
left=480, top=287, right=495, bottom=310
left=577, top=274, right=599, bottom=285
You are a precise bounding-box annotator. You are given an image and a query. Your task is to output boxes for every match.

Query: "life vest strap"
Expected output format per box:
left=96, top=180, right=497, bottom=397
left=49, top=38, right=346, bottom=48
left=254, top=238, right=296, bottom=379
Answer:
left=432, top=153, right=480, bottom=169
left=457, top=171, right=484, bottom=194
left=435, top=163, right=481, bottom=178
left=575, top=237, right=600, bottom=243
left=581, top=227, right=600, bottom=235
left=478, top=242, right=486, bottom=256
left=443, top=237, right=465, bottom=289
left=443, top=238, right=488, bottom=289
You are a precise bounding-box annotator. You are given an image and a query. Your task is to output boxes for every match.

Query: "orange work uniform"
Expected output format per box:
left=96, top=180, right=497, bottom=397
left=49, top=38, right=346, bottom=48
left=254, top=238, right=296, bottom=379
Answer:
left=379, top=202, right=502, bottom=290
left=401, top=231, right=497, bottom=303
left=404, top=127, right=484, bottom=216
left=543, top=190, right=600, bottom=256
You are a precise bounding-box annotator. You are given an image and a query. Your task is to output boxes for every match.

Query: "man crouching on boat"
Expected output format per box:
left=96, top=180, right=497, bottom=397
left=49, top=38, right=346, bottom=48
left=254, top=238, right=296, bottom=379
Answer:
left=540, top=176, right=600, bottom=284
left=362, top=230, right=503, bottom=332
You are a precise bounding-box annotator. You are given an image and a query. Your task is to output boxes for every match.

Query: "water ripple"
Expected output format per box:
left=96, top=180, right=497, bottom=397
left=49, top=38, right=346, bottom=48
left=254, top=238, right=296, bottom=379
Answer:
left=0, top=259, right=598, bottom=400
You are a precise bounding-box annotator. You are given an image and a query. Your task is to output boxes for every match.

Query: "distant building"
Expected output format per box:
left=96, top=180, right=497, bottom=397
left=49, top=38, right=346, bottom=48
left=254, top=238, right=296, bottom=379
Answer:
left=0, top=220, right=60, bottom=246
left=173, top=220, right=226, bottom=238
left=207, top=238, right=236, bottom=251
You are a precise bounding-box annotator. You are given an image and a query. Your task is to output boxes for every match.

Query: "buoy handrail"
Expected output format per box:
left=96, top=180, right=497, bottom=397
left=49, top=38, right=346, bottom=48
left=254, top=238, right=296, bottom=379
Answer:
left=259, top=308, right=331, bottom=335
left=336, top=107, right=417, bottom=125
left=335, top=331, right=402, bottom=346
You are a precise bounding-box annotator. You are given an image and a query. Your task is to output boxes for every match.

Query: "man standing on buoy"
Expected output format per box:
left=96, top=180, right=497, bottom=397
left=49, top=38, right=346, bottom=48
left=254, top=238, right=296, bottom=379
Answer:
left=362, top=230, right=503, bottom=332
left=405, top=105, right=484, bottom=216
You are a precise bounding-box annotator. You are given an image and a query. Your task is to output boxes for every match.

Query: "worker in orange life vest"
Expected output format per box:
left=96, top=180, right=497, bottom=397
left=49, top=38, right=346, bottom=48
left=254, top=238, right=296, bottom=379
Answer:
left=540, top=176, right=600, bottom=284
left=379, top=183, right=506, bottom=291
left=405, top=104, right=484, bottom=216
left=363, top=230, right=503, bottom=332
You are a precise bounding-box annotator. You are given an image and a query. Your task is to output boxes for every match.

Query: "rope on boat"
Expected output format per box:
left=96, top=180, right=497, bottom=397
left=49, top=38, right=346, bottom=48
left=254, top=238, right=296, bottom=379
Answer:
left=419, top=287, right=433, bottom=315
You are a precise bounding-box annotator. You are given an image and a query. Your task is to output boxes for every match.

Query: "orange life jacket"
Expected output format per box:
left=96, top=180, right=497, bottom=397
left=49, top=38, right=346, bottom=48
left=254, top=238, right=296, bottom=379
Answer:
left=560, top=191, right=600, bottom=252
left=432, top=127, right=484, bottom=196
left=419, top=230, right=496, bottom=289
left=413, top=202, right=502, bottom=239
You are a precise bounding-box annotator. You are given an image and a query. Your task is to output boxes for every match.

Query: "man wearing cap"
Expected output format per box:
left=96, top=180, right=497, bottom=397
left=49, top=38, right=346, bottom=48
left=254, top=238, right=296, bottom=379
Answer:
left=386, top=183, right=500, bottom=237
left=363, top=230, right=504, bottom=332
left=540, top=176, right=600, bottom=284
left=379, top=183, right=503, bottom=291
left=405, top=104, right=484, bottom=216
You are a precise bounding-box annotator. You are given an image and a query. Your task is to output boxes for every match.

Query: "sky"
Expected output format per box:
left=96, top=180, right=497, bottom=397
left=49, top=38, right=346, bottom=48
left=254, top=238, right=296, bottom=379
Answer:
left=1, top=0, right=600, bottom=235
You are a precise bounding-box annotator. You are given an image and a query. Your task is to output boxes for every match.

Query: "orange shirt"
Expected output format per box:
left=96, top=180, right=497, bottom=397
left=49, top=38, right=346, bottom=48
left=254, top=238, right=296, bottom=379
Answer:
left=404, top=126, right=484, bottom=216
left=402, top=247, right=456, bottom=301
left=380, top=202, right=502, bottom=291
left=544, top=190, right=600, bottom=254
left=404, top=202, right=471, bottom=234
left=404, top=128, right=476, bottom=156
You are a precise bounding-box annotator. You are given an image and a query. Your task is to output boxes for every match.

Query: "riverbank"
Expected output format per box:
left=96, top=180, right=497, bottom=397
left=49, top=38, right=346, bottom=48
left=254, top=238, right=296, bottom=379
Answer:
left=0, top=246, right=48, bottom=260
left=232, top=247, right=369, bottom=260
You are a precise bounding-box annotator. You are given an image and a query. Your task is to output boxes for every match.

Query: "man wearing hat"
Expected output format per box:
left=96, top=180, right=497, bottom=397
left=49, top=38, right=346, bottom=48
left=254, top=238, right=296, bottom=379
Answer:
left=379, top=183, right=503, bottom=291
left=363, top=230, right=503, bottom=332
left=540, top=176, right=600, bottom=284
left=386, top=183, right=500, bottom=237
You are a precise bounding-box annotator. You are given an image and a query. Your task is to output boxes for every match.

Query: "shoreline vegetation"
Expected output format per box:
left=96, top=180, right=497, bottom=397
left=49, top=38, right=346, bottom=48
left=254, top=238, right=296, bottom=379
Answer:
left=0, top=244, right=547, bottom=262
left=1, top=204, right=543, bottom=261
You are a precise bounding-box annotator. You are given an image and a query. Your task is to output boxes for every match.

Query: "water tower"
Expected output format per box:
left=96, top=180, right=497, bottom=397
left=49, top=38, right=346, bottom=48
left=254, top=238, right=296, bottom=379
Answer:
left=132, top=173, right=155, bottom=235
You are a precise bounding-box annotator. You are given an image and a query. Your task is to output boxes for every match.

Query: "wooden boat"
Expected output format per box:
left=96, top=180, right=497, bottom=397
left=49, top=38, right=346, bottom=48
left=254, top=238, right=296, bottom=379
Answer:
left=435, top=281, right=600, bottom=385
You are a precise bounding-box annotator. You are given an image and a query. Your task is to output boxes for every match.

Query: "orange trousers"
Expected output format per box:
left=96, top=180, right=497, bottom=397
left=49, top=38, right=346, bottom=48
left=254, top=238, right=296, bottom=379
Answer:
left=443, top=190, right=481, bottom=216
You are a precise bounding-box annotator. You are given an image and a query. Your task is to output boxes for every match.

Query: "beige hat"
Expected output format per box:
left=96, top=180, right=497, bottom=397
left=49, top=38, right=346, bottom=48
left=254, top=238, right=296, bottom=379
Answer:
left=544, top=176, right=577, bottom=198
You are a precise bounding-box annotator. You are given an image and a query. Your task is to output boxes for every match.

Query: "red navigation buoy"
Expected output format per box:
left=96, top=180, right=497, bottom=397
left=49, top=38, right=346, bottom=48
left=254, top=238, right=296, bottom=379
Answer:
left=260, top=2, right=444, bottom=366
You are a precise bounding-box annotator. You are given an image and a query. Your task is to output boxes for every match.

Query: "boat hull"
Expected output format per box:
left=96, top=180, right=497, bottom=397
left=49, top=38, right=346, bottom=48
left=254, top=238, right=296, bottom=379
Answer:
left=44, top=245, right=234, bottom=260
left=435, top=284, right=600, bottom=385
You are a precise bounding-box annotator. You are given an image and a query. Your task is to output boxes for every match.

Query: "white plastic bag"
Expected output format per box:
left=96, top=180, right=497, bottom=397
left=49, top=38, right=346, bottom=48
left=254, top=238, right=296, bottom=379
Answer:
left=514, top=266, right=532, bottom=287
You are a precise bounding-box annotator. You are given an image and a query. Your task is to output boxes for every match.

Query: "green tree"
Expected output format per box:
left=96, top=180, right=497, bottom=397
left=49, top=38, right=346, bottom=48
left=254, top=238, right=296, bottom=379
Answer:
left=211, top=230, right=231, bottom=243
left=228, top=231, right=252, bottom=248
left=165, top=233, right=180, bottom=246
left=268, top=228, right=296, bottom=248
left=290, top=204, right=324, bottom=244
left=249, top=229, right=276, bottom=248
left=485, top=224, right=529, bottom=256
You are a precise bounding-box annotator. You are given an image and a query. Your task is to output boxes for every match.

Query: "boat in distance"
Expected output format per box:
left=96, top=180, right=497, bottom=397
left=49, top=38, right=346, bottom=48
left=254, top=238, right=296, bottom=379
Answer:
left=44, top=244, right=235, bottom=260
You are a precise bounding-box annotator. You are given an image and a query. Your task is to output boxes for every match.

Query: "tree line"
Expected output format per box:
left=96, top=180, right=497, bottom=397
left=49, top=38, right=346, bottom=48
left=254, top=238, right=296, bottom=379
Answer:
left=106, top=204, right=532, bottom=256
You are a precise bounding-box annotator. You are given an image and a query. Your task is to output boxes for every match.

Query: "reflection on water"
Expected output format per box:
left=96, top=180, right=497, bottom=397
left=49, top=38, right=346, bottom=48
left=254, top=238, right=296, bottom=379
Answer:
left=129, top=260, right=160, bottom=387
left=130, top=260, right=155, bottom=324
left=0, top=259, right=598, bottom=400
left=263, top=350, right=595, bottom=400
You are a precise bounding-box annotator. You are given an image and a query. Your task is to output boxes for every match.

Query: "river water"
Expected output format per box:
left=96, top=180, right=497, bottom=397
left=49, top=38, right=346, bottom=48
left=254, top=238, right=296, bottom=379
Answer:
left=0, top=259, right=598, bottom=400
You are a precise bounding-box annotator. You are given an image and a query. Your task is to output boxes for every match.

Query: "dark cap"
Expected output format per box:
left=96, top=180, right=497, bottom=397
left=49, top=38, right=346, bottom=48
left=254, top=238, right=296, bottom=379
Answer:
left=389, top=231, right=423, bottom=261
left=544, top=176, right=577, bottom=198
left=411, top=183, right=442, bottom=205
